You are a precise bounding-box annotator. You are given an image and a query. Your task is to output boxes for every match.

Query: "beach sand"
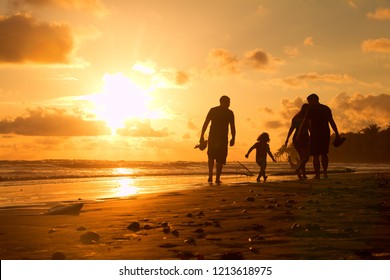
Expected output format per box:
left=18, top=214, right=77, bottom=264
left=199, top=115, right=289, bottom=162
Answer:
left=0, top=172, right=389, bottom=260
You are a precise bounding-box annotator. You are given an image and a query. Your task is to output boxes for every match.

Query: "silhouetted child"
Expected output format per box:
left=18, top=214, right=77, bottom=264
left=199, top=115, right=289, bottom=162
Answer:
left=245, top=132, right=276, bottom=182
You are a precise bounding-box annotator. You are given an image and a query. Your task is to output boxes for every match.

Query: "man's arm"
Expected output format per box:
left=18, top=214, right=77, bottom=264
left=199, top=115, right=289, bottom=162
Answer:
left=200, top=110, right=211, bottom=141
left=230, top=112, right=236, bottom=146
left=329, top=117, right=339, bottom=136
left=328, top=109, right=339, bottom=136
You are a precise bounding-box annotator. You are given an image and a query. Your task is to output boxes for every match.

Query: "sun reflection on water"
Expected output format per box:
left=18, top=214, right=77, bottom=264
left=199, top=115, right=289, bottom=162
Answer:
left=112, top=168, right=134, bottom=176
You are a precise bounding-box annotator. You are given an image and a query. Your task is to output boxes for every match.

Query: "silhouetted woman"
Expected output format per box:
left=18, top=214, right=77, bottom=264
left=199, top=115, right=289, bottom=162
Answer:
left=285, top=104, right=309, bottom=180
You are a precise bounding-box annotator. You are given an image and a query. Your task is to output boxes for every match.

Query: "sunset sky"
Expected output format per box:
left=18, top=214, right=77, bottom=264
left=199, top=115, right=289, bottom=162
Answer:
left=0, top=0, right=389, bottom=161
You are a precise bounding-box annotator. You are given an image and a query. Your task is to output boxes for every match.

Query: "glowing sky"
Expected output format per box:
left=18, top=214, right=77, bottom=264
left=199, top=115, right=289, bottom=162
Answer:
left=0, top=0, right=389, bottom=161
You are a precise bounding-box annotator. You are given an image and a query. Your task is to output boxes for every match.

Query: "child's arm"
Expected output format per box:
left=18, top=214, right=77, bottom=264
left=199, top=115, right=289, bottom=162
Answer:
left=268, top=151, right=277, bottom=162
left=267, top=145, right=276, bottom=162
left=245, top=144, right=256, bottom=158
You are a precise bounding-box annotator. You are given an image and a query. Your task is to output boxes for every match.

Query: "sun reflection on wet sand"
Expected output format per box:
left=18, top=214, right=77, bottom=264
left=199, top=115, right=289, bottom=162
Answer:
left=112, top=178, right=138, bottom=197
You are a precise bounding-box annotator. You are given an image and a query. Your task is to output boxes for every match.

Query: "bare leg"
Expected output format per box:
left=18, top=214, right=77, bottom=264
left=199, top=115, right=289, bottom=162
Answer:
left=313, top=155, right=321, bottom=179
left=260, top=165, right=267, bottom=182
left=208, top=158, right=214, bottom=182
left=298, top=149, right=309, bottom=179
left=215, top=162, right=223, bottom=183
left=321, top=154, right=329, bottom=178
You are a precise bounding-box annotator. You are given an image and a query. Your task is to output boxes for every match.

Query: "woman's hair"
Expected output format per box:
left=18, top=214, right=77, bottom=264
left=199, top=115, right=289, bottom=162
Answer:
left=257, top=132, right=270, bottom=142
left=297, top=103, right=309, bottom=117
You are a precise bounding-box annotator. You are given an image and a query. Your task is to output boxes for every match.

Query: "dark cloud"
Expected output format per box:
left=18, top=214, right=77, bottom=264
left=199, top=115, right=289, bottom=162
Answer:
left=208, top=48, right=240, bottom=74
left=0, top=13, right=74, bottom=64
left=116, top=119, right=170, bottom=137
left=207, top=48, right=283, bottom=75
left=264, top=120, right=284, bottom=129
left=0, top=107, right=110, bottom=136
left=244, top=49, right=269, bottom=68
left=275, top=93, right=390, bottom=133
left=8, top=0, right=108, bottom=17
left=153, top=69, right=190, bottom=87
left=330, top=93, right=390, bottom=131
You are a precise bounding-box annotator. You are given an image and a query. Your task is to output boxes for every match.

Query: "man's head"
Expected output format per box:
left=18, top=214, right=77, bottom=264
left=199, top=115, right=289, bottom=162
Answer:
left=307, top=93, right=319, bottom=105
left=220, top=95, right=230, bottom=108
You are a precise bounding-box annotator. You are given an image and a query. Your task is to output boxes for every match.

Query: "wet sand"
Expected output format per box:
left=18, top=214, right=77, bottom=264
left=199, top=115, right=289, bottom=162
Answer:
left=0, top=172, right=389, bottom=260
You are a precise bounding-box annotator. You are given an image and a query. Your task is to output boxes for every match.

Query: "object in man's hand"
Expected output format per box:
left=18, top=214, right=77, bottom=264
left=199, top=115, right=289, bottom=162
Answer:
left=333, top=136, right=346, bottom=147
left=194, top=140, right=208, bottom=151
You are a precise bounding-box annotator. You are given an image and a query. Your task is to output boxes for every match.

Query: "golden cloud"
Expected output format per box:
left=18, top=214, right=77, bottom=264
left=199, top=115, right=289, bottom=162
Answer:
left=282, top=72, right=354, bottom=88
left=0, top=14, right=74, bottom=64
left=362, top=38, right=390, bottom=53
left=0, top=107, right=110, bottom=136
left=367, top=8, right=390, bottom=21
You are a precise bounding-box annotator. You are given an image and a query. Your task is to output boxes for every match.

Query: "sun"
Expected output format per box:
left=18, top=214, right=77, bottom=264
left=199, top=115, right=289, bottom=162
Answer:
left=85, top=73, right=160, bottom=134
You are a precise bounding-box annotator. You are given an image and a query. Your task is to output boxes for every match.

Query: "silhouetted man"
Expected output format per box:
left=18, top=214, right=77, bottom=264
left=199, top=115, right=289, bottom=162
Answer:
left=303, top=93, right=340, bottom=179
left=200, top=95, right=236, bottom=183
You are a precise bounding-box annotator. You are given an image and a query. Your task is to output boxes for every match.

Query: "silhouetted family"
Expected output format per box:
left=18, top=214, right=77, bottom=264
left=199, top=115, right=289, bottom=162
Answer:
left=199, top=94, right=344, bottom=183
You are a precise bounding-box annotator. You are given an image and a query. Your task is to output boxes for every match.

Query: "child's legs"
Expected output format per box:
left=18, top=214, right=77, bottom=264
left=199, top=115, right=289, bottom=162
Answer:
left=257, top=158, right=267, bottom=178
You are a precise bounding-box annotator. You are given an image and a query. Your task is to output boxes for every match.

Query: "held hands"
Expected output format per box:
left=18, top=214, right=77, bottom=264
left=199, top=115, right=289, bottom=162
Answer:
left=230, top=138, right=235, bottom=147
left=245, top=153, right=249, bottom=158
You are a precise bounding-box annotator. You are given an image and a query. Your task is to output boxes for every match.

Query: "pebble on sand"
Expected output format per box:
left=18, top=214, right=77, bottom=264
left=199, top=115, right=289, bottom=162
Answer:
left=221, top=251, right=244, bottom=260
left=52, top=252, right=66, bottom=260
left=127, top=222, right=141, bottom=232
left=80, top=231, right=100, bottom=244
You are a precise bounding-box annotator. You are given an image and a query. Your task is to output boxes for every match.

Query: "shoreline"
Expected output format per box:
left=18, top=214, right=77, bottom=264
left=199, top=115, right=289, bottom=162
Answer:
left=0, top=172, right=389, bottom=260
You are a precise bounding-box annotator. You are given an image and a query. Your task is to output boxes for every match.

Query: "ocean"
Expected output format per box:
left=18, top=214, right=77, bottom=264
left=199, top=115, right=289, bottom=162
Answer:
left=1, top=160, right=389, bottom=208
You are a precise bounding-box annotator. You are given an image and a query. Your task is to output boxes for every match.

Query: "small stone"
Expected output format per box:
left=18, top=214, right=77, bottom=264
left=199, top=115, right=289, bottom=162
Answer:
left=127, top=222, right=141, bottom=232
left=249, top=247, right=259, bottom=254
left=176, top=251, right=195, bottom=259
left=171, top=229, right=179, bottom=237
left=221, top=251, right=244, bottom=260
left=193, top=228, right=204, bottom=234
left=253, top=224, right=265, bottom=231
left=184, top=238, right=196, bottom=245
left=80, top=231, right=100, bottom=244
left=248, top=235, right=264, bottom=243
left=48, top=228, right=56, bottom=234
left=159, top=243, right=177, bottom=248
left=76, top=226, right=87, bottom=231
left=161, top=222, right=169, bottom=227
left=186, top=213, right=193, bottom=217
left=290, top=223, right=303, bottom=232
left=144, top=225, right=152, bottom=230
left=52, top=252, right=66, bottom=260
left=163, top=227, right=171, bottom=234
left=196, top=211, right=205, bottom=217
left=246, top=196, right=255, bottom=202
